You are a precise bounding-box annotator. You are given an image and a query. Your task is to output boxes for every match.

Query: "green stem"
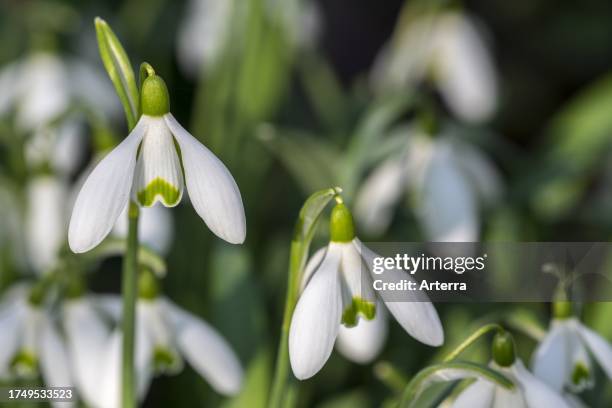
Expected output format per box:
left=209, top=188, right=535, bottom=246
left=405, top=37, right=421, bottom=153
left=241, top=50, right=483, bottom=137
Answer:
left=269, top=240, right=302, bottom=408
left=122, top=202, right=139, bottom=408
left=442, top=323, right=504, bottom=362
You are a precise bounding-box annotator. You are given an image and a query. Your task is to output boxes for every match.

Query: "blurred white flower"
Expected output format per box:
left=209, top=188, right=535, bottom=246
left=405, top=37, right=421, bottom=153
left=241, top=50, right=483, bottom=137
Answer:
left=0, top=284, right=73, bottom=405
left=69, top=76, right=246, bottom=253
left=533, top=317, right=612, bottom=392
left=355, top=128, right=502, bottom=241
left=25, top=176, right=69, bottom=274
left=372, top=11, right=497, bottom=123
left=96, top=296, right=243, bottom=407
left=113, top=204, right=174, bottom=255
left=289, top=204, right=443, bottom=380
left=451, top=360, right=571, bottom=408
left=0, top=52, right=118, bottom=131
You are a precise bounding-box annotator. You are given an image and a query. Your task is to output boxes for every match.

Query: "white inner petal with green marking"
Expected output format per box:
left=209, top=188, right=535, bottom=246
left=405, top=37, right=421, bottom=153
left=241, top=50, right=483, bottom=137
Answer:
left=133, top=116, right=184, bottom=207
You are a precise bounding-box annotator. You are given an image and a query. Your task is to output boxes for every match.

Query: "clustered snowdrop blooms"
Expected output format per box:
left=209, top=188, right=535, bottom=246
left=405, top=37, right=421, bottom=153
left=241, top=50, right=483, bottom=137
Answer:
left=91, top=271, right=243, bottom=407
left=451, top=332, right=571, bottom=408
left=355, top=126, right=502, bottom=241
left=371, top=9, right=497, bottom=123
left=0, top=284, right=72, bottom=400
left=289, top=200, right=443, bottom=379
left=68, top=73, right=246, bottom=253
left=532, top=302, right=612, bottom=393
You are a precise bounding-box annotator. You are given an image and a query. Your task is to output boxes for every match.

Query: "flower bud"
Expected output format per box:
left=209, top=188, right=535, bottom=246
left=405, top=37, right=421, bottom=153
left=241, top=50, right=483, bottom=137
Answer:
left=492, top=331, right=516, bottom=367
left=330, top=202, right=355, bottom=243
left=141, top=75, right=170, bottom=116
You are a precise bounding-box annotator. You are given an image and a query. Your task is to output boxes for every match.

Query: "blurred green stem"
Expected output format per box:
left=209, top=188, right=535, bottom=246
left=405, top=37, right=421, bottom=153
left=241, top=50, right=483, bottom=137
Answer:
left=269, top=240, right=302, bottom=408
left=442, top=323, right=504, bottom=362
left=122, top=202, right=139, bottom=408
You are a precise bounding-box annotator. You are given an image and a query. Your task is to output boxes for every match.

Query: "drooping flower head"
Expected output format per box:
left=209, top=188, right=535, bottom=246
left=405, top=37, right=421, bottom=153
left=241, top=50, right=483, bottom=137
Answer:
left=69, top=74, right=246, bottom=253
left=289, top=200, right=443, bottom=379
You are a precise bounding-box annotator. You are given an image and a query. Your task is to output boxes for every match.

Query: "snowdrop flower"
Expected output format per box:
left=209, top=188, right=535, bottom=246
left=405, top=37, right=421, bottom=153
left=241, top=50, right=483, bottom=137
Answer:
left=355, top=128, right=502, bottom=241
left=68, top=74, right=246, bottom=253
left=0, top=52, right=118, bottom=131
left=96, top=274, right=243, bottom=407
left=532, top=304, right=612, bottom=392
left=289, top=202, right=443, bottom=379
left=452, top=332, right=570, bottom=408
left=0, top=284, right=73, bottom=402
left=372, top=11, right=497, bottom=123
left=25, top=176, right=69, bottom=274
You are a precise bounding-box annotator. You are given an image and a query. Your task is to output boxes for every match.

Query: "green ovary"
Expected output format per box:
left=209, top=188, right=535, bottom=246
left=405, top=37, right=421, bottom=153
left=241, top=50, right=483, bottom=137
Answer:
left=137, top=177, right=180, bottom=207
left=342, top=297, right=376, bottom=327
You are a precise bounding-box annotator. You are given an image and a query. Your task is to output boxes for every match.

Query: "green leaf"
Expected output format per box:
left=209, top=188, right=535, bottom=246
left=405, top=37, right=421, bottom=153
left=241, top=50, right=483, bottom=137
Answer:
left=94, top=17, right=139, bottom=129
left=399, top=361, right=514, bottom=407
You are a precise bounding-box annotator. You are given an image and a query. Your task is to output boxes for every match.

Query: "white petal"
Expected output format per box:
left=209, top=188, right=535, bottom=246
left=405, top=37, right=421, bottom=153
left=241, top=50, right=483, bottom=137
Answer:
left=340, top=242, right=376, bottom=307
left=418, top=141, right=479, bottom=242
left=63, top=298, right=111, bottom=406
left=164, top=300, right=243, bottom=395
left=452, top=139, right=503, bottom=206
left=93, top=294, right=123, bottom=321
left=492, top=384, right=527, bottom=408
left=532, top=322, right=570, bottom=391
left=68, top=59, right=122, bottom=118
left=0, top=306, right=22, bottom=377
left=300, top=246, right=327, bottom=292
left=97, top=331, right=122, bottom=408
left=434, top=13, right=497, bottom=122
left=0, top=60, right=19, bottom=116
left=25, top=176, right=67, bottom=274
left=355, top=239, right=444, bottom=346
left=165, top=114, right=246, bottom=244
left=113, top=203, right=174, bottom=255
left=354, top=157, right=407, bottom=235
left=39, top=316, right=73, bottom=388
left=451, top=379, right=495, bottom=408
left=336, top=304, right=388, bottom=364
left=133, top=116, right=184, bottom=207
left=135, top=307, right=154, bottom=399
left=289, top=243, right=343, bottom=379
left=575, top=321, right=612, bottom=379
left=68, top=118, right=146, bottom=253
left=512, top=360, right=571, bottom=408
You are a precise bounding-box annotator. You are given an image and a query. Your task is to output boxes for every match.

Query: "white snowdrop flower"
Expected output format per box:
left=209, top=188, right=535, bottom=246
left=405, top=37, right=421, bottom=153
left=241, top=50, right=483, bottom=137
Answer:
left=0, top=52, right=118, bottom=132
left=355, top=129, right=502, bottom=241
left=289, top=202, right=443, bottom=380
left=62, top=294, right=112, bottom=407
left=0, top=284, right=73, bottom=403
left=113, top=204, right=174, bottom=255
left=452, top=332, right=570, bottom=408
left=372, top=11, right=497, bottom=123
left=68, top=75, right=246, bottom=253
left=25, top=176, right=69, bottom=274
left=532, top=312, right=612, bottom=392
left=96, top=283, right=243, bottom=407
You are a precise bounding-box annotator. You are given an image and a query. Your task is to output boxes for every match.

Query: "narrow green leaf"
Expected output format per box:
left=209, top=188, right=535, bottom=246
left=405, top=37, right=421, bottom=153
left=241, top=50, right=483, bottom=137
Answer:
left=94, top=17, right=139, bottom=129
left=399, top=361, right=514, bottom=407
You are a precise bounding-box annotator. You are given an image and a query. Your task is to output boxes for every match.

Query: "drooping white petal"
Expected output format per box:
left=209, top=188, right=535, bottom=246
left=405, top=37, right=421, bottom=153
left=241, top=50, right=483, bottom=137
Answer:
left=336, top=303, right=388, bottom=364
left=39, top=316, right=73, bottom=388
left=512, top=360, right=571, bottom=408
left=433, top=13, right=497, bottom=123
left=63, top=298, right=111, bottom=406
left=355, top=238, right=444, bottom=346
left=575, top=320, right=612, bottom=379
left=451, top=379, right=495, bottom=408
left=162, top=299, right=243, bottom=395
left=25, top=176, right=67, bottom=274
left=133, top=116, right=184, bottom=208
left=93, top=294, right=123, bottom=321
left=135, top=306, right=155, bottom=399
left=354, top=157, right=407, bottom=236
left=68, top=118, right=146, bottom=253
left=113, top=200, right=174, bottom=254
left=492, top=383, right=526, bottom=408
left=340, top=242, right=376, bottom=306
left=97, top=331, right=122, bottom=408
left=532, top=322, right=570, bottom=391
left=289, top=243, right=343, bottom=379
left=300, top=246, right=327, bottom=292
left=165, top=114, right=246, bottom=244
left=0, top=306, right=22, bottom=377
left=418, top=141, right=478, bottom=242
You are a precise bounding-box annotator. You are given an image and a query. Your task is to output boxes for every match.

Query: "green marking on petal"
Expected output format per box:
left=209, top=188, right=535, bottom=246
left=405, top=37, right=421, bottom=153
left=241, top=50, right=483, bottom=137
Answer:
left=153, top=346, right=182, bottom=375
left=342, top=297, right=376, bottom=327
left=11, top=350, right=38, bottom=378
left=137, top=177, right=180, bottom=207
left=571, top=362, right=591, bottom=388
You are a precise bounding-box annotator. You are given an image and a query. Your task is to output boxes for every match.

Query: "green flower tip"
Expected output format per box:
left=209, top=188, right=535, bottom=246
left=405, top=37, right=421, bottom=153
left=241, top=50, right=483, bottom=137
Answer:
left=492, top=331, right=516, bottom=367
left=141, top=75, right=170, bottom=117
left=552, top=301, right=572, bottom=319
left=342, top=297, right=376, bottom=327
left=138, top=268, right=160, bottom=300
left=330, top=202, right=355, bottom=243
